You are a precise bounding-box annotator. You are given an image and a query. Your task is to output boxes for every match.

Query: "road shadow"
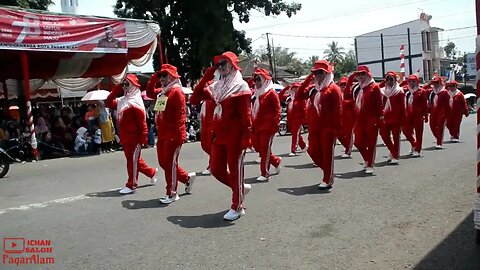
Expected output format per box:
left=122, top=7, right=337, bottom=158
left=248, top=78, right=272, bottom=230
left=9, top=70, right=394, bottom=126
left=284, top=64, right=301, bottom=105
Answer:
left=244, top=161, right=259, bottom=166
left=374, top=160, right=398, bottom=168
left=423, top=146, right=447, bottom=151
left=167, top=211, right=235, bottom=228
left=121, top=199, right=168, bottom=209
left=443, top=141, right=464, bottom=145
left=244, top=176, right=269, bottom=184
left=334, top=155, right=353, bottom=160
left=86, top=184, right=152, bottom=198
left=413, top=212, right=480, bottom=270
left=285, top=163, right=316, bottom=170
left=278, top=184, right=332, bottom=196
left=335, top=170, right=373, bottom=179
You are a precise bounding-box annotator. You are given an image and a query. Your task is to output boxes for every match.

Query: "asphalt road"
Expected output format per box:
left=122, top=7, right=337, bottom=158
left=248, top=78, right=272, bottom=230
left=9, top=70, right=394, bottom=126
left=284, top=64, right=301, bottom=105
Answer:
left=0, top=116, right=479, bottom=270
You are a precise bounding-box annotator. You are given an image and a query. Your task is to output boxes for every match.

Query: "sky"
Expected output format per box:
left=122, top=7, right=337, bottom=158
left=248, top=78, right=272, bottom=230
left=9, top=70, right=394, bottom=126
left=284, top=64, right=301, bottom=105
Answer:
left=49, top=0, right=476, bottom=72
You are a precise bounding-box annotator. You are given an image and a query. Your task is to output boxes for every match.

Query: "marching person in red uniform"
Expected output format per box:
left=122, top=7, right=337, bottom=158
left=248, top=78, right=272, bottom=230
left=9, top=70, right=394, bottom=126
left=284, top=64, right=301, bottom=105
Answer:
left=379, top=71, right=406, bottom=164
left=297, top=60, right=342, bottom=190
left=251, top=68, right=282, bottom=181
left=193, top=51, right=252, bottom=221
left=279, top=83, right=307, bottom=156
left=427, top=76, right=451, bottom=149
left=146, top=64, right=196, bottom=204
left=445, top=80, right=469, bottom=142
left=403, top=74, right=429, bottom=157
left=351, top=66, right=383, bottom=174
left=337, top=76, right=356, bottom=158
left=191, top=76, right=216, bottom=175
left=105, top=74, right=158, bottom=194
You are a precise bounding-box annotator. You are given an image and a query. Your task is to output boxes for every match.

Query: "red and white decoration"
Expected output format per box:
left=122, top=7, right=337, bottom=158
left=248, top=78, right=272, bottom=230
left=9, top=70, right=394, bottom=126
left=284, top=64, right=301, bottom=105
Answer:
left=400, top=45, right=405, bottom=82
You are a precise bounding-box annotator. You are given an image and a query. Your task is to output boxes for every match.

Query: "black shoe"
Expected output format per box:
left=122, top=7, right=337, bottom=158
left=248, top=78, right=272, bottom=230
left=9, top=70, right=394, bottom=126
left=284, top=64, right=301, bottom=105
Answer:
left=476, top=230, right=480, bottom=245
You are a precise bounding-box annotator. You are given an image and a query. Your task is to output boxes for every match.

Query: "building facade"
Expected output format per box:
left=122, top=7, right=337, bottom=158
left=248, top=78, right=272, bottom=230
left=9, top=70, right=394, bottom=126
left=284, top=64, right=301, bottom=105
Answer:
left=355, top=13, right=443, bottom=82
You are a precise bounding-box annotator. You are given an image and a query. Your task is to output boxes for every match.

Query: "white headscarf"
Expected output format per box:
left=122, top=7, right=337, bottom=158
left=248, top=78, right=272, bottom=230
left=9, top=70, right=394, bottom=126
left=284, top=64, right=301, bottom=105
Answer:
left=407, top=85, right=419, bottom=106
left=252, top=77, right=274, bottom=119
left=160, top=78, right=182, bottom=96
left=287, top=88, right=296, bottom=111
left=209, top=69, right=249, bottom=119
left=448, top=87, right=460, bottom=108
left=355, top=77, right=375, bottom=111
left=117, top=84, right=145, bottom=121
left=312, top=72, right=334, bottom=115
left=381, top=82, right=402, bottom=112
left=431, top=84, right=445, bottom=107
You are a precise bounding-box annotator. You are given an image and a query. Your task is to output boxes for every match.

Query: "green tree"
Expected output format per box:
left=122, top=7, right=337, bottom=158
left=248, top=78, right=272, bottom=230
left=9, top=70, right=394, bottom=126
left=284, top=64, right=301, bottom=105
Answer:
left=304, top=55, right=320, bottom=68
left=114, top=0, right=301, bottom=80
left=333, top=49, right=356, bottom=80
left=444, top=42, right=457, bottom=59
left=323, top=41, right=346, bottom=64
left=0, top=0, right=53, bottom=10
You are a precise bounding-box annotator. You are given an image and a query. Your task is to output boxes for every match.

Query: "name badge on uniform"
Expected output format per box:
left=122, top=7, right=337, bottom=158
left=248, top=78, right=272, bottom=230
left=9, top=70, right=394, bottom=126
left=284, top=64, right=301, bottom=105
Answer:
left=154, top=95, right=168, bottom=112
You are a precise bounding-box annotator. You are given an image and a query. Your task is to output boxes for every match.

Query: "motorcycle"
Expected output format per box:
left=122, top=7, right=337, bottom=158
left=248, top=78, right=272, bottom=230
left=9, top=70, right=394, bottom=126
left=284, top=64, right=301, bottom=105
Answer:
left=277, top=106, right=308, bottom=136
left=0, top=147, right=13, bottom=178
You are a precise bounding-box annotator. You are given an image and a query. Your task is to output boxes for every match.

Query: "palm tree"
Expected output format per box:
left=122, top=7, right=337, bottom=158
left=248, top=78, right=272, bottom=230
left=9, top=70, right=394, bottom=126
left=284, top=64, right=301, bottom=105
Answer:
left=324, top=41, right=346, bottom=64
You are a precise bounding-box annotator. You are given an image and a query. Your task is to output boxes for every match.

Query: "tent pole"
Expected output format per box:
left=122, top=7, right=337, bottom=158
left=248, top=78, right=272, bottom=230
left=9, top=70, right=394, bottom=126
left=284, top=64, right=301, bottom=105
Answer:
left=157, top=35, right=164, bottom=66
left=2, top=80, right=8, bottom=113
left=20, top=52, right=38, bottom=160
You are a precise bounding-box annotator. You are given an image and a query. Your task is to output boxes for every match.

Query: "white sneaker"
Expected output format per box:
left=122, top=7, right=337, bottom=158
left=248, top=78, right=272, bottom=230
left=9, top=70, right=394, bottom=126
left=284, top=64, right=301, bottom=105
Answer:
left=435, top=145, right=443, bottom=149
left=365, top=167, right=374, bottom=174
left=150, top=168, right=159, bottom=185
left=363, top=162, right=367, bottom=170
left=288, top=152, right=298, bottom=157
left=390, top=158, right=399, bottom=164
left=299, top=145, right=308, bottom=153
left=341, top=153, right=351, bottom=158
left=318, top=182, right=332, bottom=190
left=201, top=168, right=211, bottom=175
left=159, top=194, right=180, bottom=204
left=119, top=187, right=134, bottom=194
left=185, top=172, right=196, bottom=194
left=451, top=138, right=460, bottom=143
left=256, top=176, right=269, bottom=182
left=244, top=184, right=251, bottom=196
left=409, top=147, right=414, bottom=155
left=223, top=208, right=245, bottom=221
left=274, top=158, right=282, bottom=174
left=387, top=154, right=392, bottom=162
left=411, top=151, right=420, bottom=157
left=254, top=157, right=261, bottom=163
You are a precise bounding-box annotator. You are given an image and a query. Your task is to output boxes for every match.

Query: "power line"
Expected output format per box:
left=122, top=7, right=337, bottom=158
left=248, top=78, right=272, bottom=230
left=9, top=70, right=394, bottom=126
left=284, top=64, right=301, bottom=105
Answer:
left=267, top=26, right=475, bottom=39
left=243, top=0, right=444, bottom=31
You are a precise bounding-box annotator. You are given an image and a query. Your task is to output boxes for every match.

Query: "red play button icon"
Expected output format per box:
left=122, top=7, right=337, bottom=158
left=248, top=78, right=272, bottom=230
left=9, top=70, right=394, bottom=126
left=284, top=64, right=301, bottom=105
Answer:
left=3, top=238, right=24, bottom=253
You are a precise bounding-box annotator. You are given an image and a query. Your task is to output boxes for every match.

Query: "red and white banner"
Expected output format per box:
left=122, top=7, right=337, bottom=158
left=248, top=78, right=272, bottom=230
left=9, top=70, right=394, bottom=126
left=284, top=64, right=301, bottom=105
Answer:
left=0, top=7, right=127, bottom=53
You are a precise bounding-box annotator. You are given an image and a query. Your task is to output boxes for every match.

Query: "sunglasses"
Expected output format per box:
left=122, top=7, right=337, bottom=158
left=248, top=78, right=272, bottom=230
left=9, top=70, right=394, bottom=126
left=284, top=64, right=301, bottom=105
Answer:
left=121, top=80, right=130, bottom=87
left=215, top=59, right=228, bottom=69
left=313, top=70, right=325, bottom=76
left=157, top=72, right=169, bottom=79
left=386, top=77, right=395, bottom=82
left=253, top=76, right=262, bottom=83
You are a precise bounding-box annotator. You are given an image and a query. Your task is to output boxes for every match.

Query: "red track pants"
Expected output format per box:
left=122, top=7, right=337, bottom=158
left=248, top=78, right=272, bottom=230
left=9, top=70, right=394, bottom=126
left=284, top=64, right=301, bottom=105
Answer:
left=156, top=139, right=189, bottom=196
left=123, top=144, right=156, bottom=189
left=307, top=129, right=336, bottom=185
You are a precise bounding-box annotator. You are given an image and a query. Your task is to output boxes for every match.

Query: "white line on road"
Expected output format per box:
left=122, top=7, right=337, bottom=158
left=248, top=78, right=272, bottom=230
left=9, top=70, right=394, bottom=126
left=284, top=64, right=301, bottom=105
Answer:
left=0, top=188, right=121, bottom=216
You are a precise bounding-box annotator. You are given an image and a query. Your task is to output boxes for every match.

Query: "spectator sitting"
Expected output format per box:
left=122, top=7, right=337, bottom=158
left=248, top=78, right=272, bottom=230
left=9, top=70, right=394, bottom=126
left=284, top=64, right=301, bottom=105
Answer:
left=74, top=127, right=90, bottom=155
left=89, top=122, right=102, bottom=155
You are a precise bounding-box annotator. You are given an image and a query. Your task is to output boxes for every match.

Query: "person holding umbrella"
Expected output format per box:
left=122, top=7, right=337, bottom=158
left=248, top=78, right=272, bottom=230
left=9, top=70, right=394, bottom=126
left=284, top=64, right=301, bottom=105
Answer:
left=105, top=74, right=158, bottom=194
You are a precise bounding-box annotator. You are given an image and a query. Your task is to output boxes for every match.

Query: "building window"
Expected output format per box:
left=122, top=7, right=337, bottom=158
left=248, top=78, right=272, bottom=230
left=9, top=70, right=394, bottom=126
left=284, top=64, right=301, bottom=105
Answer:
left=70, top=0, right=73, bottom=6
left=422, top=31, right=432, bottom=52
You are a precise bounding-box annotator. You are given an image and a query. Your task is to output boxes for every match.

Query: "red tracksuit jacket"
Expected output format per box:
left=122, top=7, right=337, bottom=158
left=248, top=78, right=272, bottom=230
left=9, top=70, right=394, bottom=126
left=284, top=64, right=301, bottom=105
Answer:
left=405, top=88, right=428, bottom=121
left=298, top=83, right=343, bottom=134
left=382, top=91, right=406, bottom=125
left=146, top=79, right=186, bottom=144
left=449, top=91, right=469, bottom=119
left=279, top=88, right=307, bottom=123
left=427, top=89, right=451, bottom=117
left=105, top=85, right=148, bottom=145
left=354, top=83, right=384, bottom=125
left=253, top=89, right=280, bottom=134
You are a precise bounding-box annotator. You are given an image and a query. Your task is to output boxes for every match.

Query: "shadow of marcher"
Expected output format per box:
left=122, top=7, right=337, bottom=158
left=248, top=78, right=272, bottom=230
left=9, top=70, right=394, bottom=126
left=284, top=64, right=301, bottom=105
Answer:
left=374, top=160, right=396, bottom=168
left=285, top=163, right=316, bottom=170
left=244, top=176, right=270, bottom=184
left=278, top=184, right=332, bottom=196
left=122, top=199, right=169, bottom=209
left=335, top=170, right=373, bottom=179
left=413, top=212, right=480, bottom=270
left=86, top=184, right=152, bottom=198
left=167, top=211, right=235, bottom=228
left=423, top=146, right=447, bottom=151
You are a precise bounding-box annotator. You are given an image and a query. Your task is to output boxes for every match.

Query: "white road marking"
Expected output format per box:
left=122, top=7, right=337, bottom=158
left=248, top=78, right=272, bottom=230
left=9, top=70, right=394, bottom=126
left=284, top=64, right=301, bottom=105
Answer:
left=0, top=188, right=121, bottom=216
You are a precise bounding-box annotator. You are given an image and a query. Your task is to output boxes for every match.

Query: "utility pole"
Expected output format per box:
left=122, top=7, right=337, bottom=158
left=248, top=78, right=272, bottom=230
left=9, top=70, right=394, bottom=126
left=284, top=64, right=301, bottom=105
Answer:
left=266, top=33, right=274, bottom=75
left=271, top=37, right=277, bottom=81
left=407, top=28, right=413, bottom=75
left=380, top=34, right=385, bottom=76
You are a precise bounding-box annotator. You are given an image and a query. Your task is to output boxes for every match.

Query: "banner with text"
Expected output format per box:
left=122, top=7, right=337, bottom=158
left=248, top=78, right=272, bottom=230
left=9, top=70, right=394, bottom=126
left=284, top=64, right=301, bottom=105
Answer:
left=0, top=7, right=127, bottom=53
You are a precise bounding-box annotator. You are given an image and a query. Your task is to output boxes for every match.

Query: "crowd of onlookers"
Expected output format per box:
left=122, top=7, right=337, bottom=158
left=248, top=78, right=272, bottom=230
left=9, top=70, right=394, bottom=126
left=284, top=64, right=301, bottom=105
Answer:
left=0, top=98, right=203, bottom=161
